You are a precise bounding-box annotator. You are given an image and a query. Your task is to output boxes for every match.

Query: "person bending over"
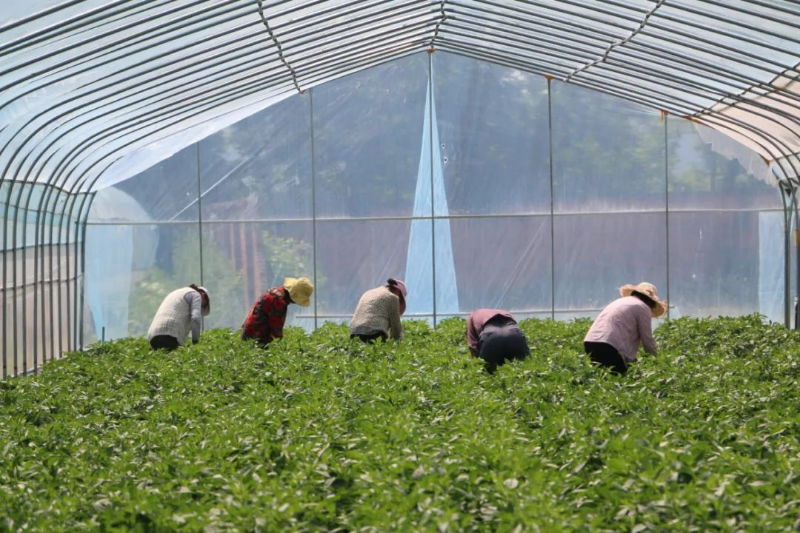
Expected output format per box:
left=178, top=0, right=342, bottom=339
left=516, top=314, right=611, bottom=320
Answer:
left=242, top=277, right=314, bottom=347
left=349, top=279, right=407, bottom=342
left=467, top=309, right=530, bottom=373
left=584, top=282, right=666, bottom=375
left=148, top=284, right=210, bottom=351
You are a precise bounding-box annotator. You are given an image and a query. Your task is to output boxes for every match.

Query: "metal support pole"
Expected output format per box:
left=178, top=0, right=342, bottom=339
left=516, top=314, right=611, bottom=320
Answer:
left=793, top=188, right=800, bottom=329
left=547, top=77, right=555, bottom=320
left=780, top=183, right=792, bottom=328
left=309, top=88, right=319, bottom=330
left=60, top=192, right=78, bottom=354
left=664, top=113, right=670, bottom=318
left=1, top=199, right=5, bottom=379
left=78, top=192, right=95, bottom=350
left=196, top=143, right=205, bottom=331
left=428, top=51, right=438, bottom=326
left=71, top=190, right=93, bottom=352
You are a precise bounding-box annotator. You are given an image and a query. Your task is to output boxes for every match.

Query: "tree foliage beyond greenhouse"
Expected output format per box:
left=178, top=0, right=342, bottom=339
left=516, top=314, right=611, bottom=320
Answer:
left=1, top=316, right=798, bottom=532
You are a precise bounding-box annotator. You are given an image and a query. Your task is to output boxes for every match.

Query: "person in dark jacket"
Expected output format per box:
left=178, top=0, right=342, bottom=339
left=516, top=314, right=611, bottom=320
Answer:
left=466, top=309, right=530, bottom=373
left=241, top=277, right=313, bottom=347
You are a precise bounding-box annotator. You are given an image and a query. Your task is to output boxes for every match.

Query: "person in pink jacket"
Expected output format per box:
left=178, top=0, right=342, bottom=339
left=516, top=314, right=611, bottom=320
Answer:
left=584, top=282, right=667, bottom=375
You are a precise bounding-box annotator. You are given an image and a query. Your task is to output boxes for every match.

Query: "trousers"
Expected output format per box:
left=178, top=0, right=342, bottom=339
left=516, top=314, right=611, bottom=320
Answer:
left=583, top=341, right=628, bottom=375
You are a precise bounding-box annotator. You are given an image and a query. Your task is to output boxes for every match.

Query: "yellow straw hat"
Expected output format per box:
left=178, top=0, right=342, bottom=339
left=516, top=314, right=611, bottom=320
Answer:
left=284, top=277, right=314, bottom=307
left=619, top=282, right=667, bottom=318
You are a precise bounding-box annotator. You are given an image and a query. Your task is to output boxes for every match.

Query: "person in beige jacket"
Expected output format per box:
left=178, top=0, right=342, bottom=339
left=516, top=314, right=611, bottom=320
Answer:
left=349, top=279, right=407, bottom=342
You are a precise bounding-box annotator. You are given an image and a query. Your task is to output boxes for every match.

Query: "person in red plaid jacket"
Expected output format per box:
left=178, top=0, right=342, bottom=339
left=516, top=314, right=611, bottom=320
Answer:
left=241, top=277, right=313, bottom=347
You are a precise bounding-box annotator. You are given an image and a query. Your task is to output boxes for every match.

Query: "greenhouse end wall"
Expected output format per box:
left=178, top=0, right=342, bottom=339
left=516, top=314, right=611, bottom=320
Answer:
left=73, top=53, right=786, bottom=345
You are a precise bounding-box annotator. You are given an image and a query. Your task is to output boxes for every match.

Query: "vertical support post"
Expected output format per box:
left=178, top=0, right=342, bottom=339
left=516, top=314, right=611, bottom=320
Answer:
left=309, top=88, right=319, bottom=331
left=17, top=183, right=29, bottom=375
left=57, top=191, right=76, bottom=358
left=71, top=190, right=94, bottom=352
left=428, top=51, right=438, bottom=327
left=44, top=197, right=54, bottom=364
left=547, top=77, right=555, bottom=320
left=11, top=182, right=21, bottom=375
left=1, top=182, right=7, bottom=379
left=78, top=192, right=95, bottom=350
left=780, top=183, right=792, bottom=327
left=47, top=188, right=58, bottom=360
left=71, top=194, right=82, bottom=353
left=196, top=143, right=205, bottom=331
left=793, top=188, right=800, bottom=329
left=664, top=113, right=670, bottom=318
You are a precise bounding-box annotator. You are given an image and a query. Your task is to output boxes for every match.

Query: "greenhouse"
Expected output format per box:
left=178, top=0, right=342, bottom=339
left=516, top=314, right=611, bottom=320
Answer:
left=0, top=1, right=799, bottom=530
left=1, top=0, right=798, bottom=376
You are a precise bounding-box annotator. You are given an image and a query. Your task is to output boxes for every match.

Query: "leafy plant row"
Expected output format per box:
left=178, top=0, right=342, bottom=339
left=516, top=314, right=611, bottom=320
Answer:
left=0, top=315, right=798, bottom=532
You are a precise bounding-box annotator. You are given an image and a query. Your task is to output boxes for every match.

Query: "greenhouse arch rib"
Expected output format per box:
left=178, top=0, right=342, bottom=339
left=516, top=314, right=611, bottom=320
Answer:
left=0, top=0, right=798, bottom=375
left=0, top=1, right=797, bottom=191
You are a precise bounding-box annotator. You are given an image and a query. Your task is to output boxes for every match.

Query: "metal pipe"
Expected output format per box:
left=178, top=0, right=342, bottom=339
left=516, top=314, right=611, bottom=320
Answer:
left=447, top=0, right=620, bottom=43
left=575, top=68, right=800, bottom=166
left=49, top=48, right=429, bottom=255
left=780, top=183, right=793, bottom=327
left=547, top=77, right=555, bottom=320
left=48, top=41, right=431, bottom=198
left=0, top=0, right=168, bottom=57
left=430, top=0, right=446, bottom=47
left=85, top=206, right=786, bottom=226
left=0, top=0, right=90, bottom=32
left=78, top=192, right=95, bottom=350
left=28, top=28, right=433, bottom=193
left=0, top=274, right=80, bottom=292
left=196, top=143, right=204, bottom=294
left=665, top=114, right=670, bottom=318
left=434, top=44, right=800, bottom=180
left=734, top=0, right=800, bottom=18
left=438, top=28, right=800, bottom=134
left=442, top=5, right=609, bottom=54
left=428, top=52, right=439, bottom=325
left=794, top=187, right=800, bottom=328
left=437, top=22, right=800, bottom=117
left=2, top=0, right=430, bottom=123
left=0, top=1, right=248, bottom=84
left=257, top=0, right=301, bottom=94
left=70, top=193, right=89, bottom=352
left=600, top=57, right=800, bottom=118
left=309, top=88, right=319, bottom=330
left=3, top=3, right=437, bottom=186
left=445, top=0, right=800, bottom=107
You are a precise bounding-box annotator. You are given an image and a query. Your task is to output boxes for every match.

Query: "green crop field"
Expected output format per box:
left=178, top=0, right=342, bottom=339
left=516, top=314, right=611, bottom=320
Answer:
left=0, top=316, right=798, bottom=532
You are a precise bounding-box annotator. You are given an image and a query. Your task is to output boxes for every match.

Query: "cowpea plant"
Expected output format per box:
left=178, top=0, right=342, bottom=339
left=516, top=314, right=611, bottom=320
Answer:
left=0, top=315, right=797, bottom=531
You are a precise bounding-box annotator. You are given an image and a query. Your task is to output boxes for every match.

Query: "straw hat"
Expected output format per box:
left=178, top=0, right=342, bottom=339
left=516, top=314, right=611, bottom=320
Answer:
left=620, top=282, right=667, bottom=317
left=284, top=277, right=314, bottom=307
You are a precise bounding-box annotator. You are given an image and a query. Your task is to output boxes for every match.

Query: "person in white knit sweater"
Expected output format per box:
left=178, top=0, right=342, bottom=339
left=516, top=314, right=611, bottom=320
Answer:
left=147, top=284, right=210, bottom=351
left=349, top=279, right=407, bottom=342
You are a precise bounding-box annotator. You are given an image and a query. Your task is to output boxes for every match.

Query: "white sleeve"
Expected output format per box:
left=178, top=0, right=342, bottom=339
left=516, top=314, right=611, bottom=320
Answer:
left=184, top=291, right=202, bottom=343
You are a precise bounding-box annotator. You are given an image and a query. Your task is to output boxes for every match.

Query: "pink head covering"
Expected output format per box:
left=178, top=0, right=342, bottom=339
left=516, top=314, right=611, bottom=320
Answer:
left=386, top=278, right=407, bottom=299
